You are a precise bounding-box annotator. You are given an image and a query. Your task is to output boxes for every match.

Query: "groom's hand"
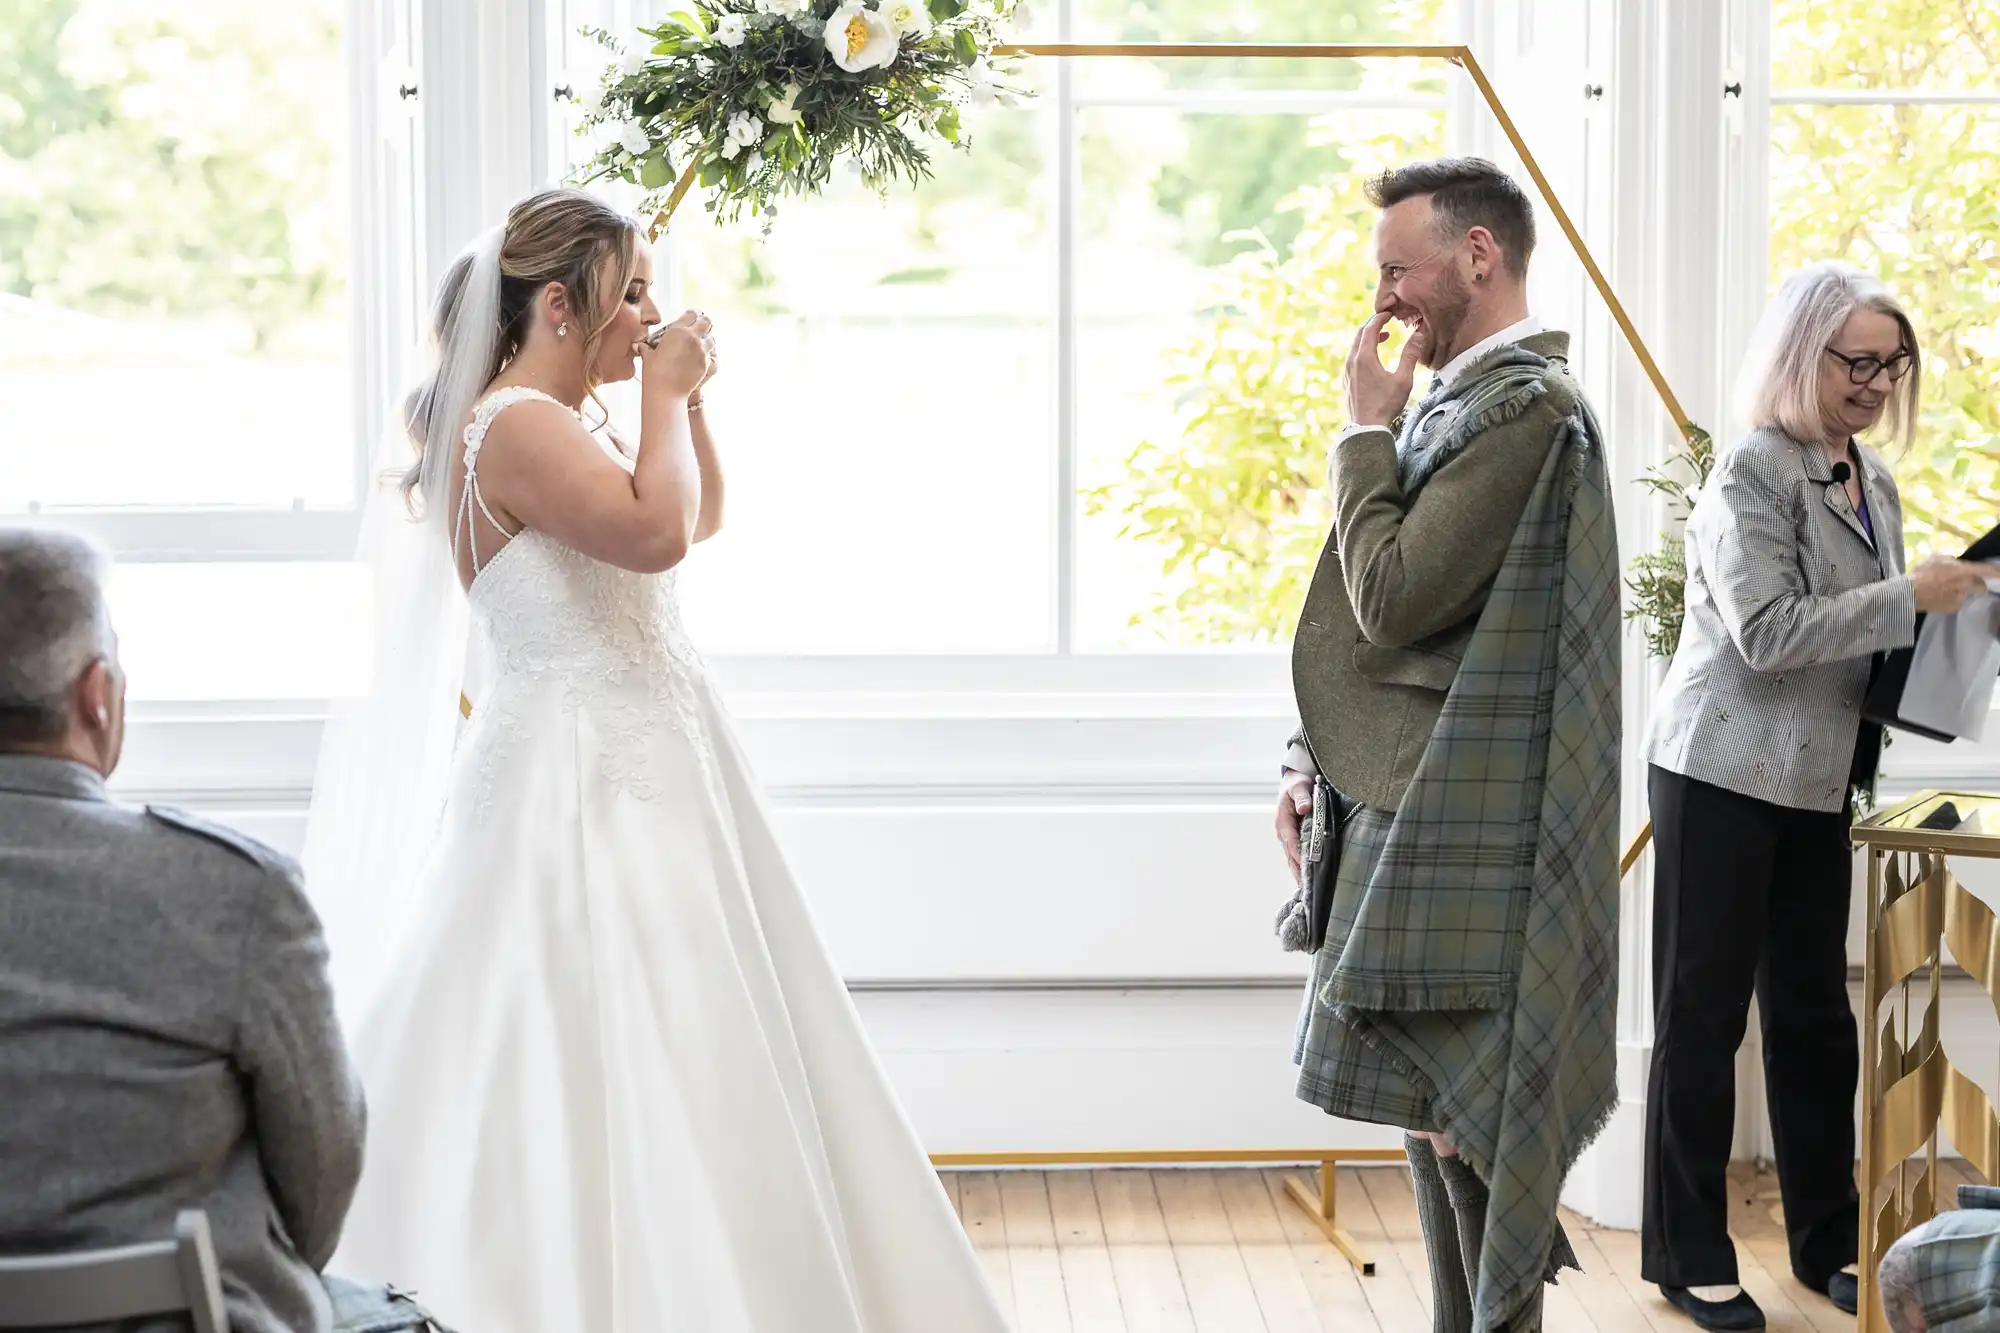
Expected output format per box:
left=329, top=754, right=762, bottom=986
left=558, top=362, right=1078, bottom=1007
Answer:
left=1344, top=311, right=1424, bottom=429
left=1276, top=769, right=1314, bottom=881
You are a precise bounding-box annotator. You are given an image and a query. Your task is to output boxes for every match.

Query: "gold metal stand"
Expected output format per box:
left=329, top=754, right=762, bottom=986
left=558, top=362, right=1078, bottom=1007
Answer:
left=1853, top=791, right=2000, bottom=1331
left=929, top=1146, right=1406, bottom=1274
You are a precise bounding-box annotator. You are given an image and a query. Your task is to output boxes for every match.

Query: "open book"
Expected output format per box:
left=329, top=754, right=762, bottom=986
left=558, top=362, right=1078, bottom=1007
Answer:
left=1862, top=521, right=2000, bottom=742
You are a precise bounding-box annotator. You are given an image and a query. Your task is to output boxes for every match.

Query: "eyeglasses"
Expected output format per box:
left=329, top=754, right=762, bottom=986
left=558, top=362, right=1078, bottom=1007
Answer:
left=1825, top=347, right=1914, bottom=385
left=1378, top=245, right=1447, bottom=286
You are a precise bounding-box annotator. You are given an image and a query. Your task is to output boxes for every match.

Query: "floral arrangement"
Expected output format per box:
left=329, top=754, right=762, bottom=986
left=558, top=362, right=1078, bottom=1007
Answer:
left=575, top=0, right=1031, bottom=236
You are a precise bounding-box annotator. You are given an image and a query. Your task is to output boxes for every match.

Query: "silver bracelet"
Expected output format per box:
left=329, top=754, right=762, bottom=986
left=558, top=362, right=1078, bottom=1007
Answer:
left=687, top=399, right=705, bottom=414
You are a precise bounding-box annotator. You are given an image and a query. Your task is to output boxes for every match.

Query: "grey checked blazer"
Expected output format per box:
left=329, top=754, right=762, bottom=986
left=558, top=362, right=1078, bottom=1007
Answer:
left=0, top=754, right=365, bottom=1333
left=1645, top=427, right=1918, bottom=812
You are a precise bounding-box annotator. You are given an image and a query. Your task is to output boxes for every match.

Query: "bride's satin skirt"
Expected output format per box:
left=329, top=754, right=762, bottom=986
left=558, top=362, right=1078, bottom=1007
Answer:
left=332, top=680, right=1010, bottom=1332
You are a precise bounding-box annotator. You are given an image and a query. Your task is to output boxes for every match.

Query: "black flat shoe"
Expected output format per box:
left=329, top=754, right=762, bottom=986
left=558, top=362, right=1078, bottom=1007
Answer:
left=1825, top=1271, right=1858, bottom=1315
left=1660, top=1285, right=1767, bottom=1331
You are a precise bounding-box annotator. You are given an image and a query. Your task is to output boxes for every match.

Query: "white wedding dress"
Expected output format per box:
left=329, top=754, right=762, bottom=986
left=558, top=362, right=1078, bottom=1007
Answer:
left=334, top=387, right=1010, bottom=1333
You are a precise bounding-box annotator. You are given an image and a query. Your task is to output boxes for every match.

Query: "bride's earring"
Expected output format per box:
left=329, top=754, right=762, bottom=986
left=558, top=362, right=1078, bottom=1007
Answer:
left=557, top=321, right=568, bottom=338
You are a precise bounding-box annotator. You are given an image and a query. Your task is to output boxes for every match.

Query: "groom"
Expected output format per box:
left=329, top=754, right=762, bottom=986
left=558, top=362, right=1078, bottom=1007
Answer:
left=1276, top=158, right=1622, bottom=1333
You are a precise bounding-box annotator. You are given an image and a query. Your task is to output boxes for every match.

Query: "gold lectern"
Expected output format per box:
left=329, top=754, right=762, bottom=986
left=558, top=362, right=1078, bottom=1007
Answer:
left=1854, top=790, right=2000, bottom=1331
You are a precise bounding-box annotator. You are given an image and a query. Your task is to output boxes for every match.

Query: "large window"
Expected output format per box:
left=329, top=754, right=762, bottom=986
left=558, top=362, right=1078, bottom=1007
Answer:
left=1767, top=0, right=2000, bottom=555
left=667, top=0, right=1453, bottom=654
left=2, top=0, right=366, bottom=699
left=8, top=0, right=1453, bottom=707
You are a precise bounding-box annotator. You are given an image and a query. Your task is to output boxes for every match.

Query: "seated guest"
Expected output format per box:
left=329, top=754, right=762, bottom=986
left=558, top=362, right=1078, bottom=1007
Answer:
left=0, top=527, right=437, bottom=1332
left=1878, top=1188, right=2000, bottom=1332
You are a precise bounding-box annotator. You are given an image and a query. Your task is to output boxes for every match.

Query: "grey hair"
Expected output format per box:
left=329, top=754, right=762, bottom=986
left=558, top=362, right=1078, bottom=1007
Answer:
left=0, top=527, right=115, bottom=744
left=1737, top=261, right=1922, bottom=451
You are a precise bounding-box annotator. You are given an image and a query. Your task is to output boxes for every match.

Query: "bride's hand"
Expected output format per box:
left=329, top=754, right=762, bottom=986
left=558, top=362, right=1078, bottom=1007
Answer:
left=636, top=310, right=710, bottom=398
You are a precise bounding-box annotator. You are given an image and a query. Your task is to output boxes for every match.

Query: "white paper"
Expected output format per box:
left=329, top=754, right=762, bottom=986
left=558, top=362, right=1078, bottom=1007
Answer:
left=1901, top=587, right=2000, bottom=741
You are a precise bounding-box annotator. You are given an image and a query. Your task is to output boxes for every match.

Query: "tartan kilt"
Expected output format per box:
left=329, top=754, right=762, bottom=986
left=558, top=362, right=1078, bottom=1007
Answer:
left=1292, top=799, right=1440, bottom=1131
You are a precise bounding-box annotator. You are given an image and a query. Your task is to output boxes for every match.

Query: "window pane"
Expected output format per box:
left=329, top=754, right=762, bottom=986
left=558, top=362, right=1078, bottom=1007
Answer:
left=667, top=109, right=1054, bottom=654
left=1768, top=103, right=2000, bottom=554
left=1773, top=0, right=2000, bottom=91
left=1076, top=107, right=1445, bottom=650
left=110, top=564, right=370, bottom=701
left=1075, top=0, right=1451, bottom=92
left=0, top=1, right=353, bottom=511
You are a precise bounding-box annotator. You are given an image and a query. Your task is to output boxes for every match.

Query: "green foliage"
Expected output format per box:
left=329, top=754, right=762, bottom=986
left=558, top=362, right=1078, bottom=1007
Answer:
left=1093, top=0, right=1999, bottom=649
left=0, top=0, right=344, bottom=350
left=1625, top=425, right=1715, bottom=660
left=1769, top=0, right=2000, bottom=558
left=1082, top=126, right=1440, bottom=643
left=574, top=1, right=1029, bottom=230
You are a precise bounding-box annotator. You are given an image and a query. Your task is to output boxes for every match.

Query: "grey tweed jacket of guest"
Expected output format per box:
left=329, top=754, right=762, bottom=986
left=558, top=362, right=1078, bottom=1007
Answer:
left=1645, top=426, right=1917, bottom=812
left=0, top=754, right=365, bottom=1333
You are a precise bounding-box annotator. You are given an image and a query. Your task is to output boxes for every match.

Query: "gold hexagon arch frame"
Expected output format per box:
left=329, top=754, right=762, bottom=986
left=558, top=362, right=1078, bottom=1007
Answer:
left=497, top=42, right=1708, bottom=1272
left=937, top=41, right=1698, bottom=1274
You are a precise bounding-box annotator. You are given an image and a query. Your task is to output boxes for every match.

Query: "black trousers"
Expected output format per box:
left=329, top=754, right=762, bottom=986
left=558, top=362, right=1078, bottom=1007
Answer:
left=1640, top=765, right=1860, bottom=1289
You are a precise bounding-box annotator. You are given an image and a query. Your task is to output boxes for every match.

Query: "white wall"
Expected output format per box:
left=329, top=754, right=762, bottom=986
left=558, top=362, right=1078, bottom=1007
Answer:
left=116, top=681, right=1423, bottom=1160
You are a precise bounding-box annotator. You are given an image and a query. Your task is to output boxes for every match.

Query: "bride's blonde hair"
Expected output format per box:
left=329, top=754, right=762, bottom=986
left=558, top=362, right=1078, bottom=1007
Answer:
left=400, top=188, right=643, bottom=507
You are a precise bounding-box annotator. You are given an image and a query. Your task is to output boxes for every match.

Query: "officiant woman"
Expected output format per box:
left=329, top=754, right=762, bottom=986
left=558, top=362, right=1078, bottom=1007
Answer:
left=1635, top=262, right=1993, bottom=1331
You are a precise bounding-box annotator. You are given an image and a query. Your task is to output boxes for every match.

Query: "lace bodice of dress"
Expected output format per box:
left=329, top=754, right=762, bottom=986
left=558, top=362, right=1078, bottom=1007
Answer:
left=459, top=387, right=710, bottom=801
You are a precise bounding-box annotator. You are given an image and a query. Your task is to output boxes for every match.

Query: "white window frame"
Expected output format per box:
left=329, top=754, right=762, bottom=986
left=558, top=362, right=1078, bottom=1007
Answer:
left=647, top=0, right=1457, bottom=699
left=11, top=0, right=426, bottom=564
left=79, top=0, right=1465, bottom=718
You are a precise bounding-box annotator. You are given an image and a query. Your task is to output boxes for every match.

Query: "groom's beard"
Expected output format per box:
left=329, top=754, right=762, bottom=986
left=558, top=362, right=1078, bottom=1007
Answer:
left=1413, top=270, right=1474, bottom=371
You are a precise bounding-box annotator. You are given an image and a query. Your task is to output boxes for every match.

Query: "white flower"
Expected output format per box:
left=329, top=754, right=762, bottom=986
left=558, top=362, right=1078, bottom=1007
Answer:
left=727, top=109, right=763, bottom=148
left=755, top=0, right=811, bottom=12
left=715, top=13, right=749, bottom=46
left=966, top=60, right=999, bottom=105
left=745, top=150, right=764, bottom=174
left=618, top=121, right=652, bottom=155
left=1011, top=2, right=1035, bottom=30
left=823, top=2, right=899, bottom=72
left=768, top=82, right=804, bottom=125
left=879, top=0, right=932, bottom=38
left=618, top=49, right=648, bottom=78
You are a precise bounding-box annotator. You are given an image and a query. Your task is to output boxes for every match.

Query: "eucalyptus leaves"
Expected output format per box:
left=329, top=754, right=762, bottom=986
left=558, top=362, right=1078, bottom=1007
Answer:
left=575, top=0, right=1030, bottom=235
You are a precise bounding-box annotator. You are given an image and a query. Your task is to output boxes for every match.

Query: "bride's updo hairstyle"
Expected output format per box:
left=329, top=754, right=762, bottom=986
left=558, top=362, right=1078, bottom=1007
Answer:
left=400, top=187, right=643, bottom=508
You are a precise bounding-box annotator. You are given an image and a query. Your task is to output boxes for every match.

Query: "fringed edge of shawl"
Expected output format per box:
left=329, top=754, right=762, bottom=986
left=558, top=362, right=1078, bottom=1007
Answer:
left=1317, top=973, right=1509, bottom=1013
left=1401, top=374, right=1551, bottom=496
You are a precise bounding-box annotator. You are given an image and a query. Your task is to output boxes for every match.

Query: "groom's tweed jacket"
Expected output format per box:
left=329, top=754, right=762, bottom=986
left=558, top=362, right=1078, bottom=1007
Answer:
left=1290, top=330, right=1579, bottom=809
left=0, top=754, right=364, bottom=1333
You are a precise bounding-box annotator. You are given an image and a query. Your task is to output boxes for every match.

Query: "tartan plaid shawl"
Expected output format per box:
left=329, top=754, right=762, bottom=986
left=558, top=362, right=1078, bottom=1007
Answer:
left=1317, top=347, right=1622, bottom=1332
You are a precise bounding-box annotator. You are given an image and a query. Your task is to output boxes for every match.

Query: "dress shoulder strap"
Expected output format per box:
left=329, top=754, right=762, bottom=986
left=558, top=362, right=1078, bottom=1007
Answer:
left=455, top=386, right=569, bottom=579
left=463, top=385, right=569, bottom=463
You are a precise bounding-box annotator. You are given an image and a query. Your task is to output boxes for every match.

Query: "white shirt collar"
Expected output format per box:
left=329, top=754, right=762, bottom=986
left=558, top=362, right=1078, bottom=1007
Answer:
left=1434, top=315, right=1544, bottom=388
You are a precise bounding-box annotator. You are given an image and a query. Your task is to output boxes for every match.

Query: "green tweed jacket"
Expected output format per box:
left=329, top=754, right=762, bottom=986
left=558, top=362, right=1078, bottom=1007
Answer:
left=1290, top=330, right=1577, bottom=811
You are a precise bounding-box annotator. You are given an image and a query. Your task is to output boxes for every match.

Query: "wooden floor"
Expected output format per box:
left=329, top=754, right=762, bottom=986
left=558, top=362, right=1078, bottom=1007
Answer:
left=942, top=1160, right=1984, bottom=1332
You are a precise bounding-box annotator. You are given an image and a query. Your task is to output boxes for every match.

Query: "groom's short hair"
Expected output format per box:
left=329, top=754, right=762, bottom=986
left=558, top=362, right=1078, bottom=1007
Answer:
left=0, top=527, right=113, bottom=746
left=1365, top=157, right=1537, bottom=278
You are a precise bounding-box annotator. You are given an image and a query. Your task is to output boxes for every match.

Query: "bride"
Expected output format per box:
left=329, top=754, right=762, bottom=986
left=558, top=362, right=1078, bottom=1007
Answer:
left=303, top=187, right=1010, bottom=1332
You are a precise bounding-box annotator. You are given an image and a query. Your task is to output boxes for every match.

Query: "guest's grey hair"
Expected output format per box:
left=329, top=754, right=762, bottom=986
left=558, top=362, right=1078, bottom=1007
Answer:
left=1737, top=261, right=1922, bottom=451
left=0, top=528, right=115, bottom=744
